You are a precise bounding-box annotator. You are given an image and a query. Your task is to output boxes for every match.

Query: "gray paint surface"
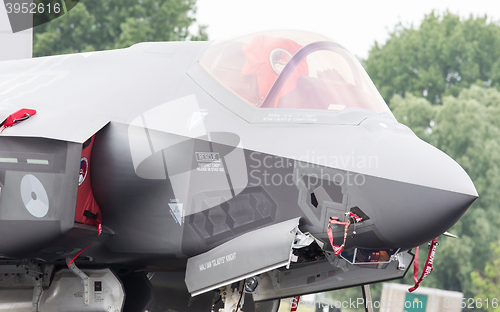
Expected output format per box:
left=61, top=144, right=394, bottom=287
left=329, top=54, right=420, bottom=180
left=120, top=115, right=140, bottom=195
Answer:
left=186, top=217, right=300, bottom=296
left=0, top=31, right=479, bottom=310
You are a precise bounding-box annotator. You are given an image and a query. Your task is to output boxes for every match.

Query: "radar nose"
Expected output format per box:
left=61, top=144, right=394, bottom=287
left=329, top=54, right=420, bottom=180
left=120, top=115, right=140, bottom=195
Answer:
left=356, top=129, right=477, bottom=249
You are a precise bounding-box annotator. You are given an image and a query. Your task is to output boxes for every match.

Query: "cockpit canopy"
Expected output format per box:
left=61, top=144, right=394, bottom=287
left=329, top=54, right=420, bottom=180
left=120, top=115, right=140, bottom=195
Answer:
left=199, top=31, right=390, bottom=114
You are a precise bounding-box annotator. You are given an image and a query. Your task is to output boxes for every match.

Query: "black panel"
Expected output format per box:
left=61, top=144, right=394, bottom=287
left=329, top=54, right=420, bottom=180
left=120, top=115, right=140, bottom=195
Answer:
left=187, top=186, right=277, bottom=246
left=121, top=272, right=153, bottom=312
left=94, top=281, right=102, bottom=292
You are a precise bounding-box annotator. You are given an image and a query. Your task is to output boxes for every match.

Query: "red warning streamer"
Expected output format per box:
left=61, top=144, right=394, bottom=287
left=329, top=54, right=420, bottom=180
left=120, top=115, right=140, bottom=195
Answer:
left=67, top=221, right=102, bottom=267
left=408, top=237, right=439, bottom=292
left=0, top=109, right=37, bottom=133
left=290, top=296, right=300, bottom=312
left=327, top=212, right=362, bottom=256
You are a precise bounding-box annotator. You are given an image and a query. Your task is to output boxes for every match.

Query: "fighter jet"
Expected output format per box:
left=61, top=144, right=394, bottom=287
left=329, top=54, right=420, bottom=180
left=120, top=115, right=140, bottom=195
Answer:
left=0, top=30, right=477, bottom=312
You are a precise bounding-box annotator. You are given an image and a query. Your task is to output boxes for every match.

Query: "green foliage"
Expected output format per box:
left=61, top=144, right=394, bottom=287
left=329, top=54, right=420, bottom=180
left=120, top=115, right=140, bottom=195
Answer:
left=391, top=85, right=500, bottom=298
left=365, top=11, right=500, bottom=104
left=33, top=0, right=208, bottom=57
left=472, top=242, right=500, bottom=312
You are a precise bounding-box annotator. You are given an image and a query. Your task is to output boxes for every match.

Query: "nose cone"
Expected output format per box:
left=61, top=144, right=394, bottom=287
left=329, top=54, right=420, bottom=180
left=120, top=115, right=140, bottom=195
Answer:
left=355, top=126, right=478, bottom=249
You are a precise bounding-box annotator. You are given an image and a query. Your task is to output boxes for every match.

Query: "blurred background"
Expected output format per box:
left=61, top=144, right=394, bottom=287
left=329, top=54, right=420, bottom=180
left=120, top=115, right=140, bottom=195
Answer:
left=31, top=1, right=500, bottom=311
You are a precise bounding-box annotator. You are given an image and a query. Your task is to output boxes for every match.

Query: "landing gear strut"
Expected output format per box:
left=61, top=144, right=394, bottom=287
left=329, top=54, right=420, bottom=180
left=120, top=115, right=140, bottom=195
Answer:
left=219, top=282, right=245, bottom=312
left=361, top=285, right=373, bottom=312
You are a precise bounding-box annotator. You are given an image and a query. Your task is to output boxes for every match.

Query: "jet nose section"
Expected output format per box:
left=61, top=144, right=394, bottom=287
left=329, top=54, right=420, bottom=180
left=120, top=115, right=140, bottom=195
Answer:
left=357, top=120, right=477, bottom=198
left=361, top=177, right=477, bottom=249
left=355, top=125, right=478, bottom=248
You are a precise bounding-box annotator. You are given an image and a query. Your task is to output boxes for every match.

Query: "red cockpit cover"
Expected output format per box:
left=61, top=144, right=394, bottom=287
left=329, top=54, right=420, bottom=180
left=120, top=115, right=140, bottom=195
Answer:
left=75, top=136, right=102, bottom=226
left=241, top=35, right=309, bottom=107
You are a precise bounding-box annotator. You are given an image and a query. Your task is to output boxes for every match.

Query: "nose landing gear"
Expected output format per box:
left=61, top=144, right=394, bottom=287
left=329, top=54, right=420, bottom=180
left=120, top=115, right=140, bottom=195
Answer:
left=218, top=282, right=245, bottom=312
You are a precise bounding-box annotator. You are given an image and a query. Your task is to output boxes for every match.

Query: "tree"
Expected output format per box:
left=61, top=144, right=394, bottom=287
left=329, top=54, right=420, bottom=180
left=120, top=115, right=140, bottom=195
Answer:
left=472, top=241, right=500, bottom=312
left=391, top=85, right=500, bottom=298
left=365, top=12, right=500, bottom=104
left=33, top=0, right=208, bottom=57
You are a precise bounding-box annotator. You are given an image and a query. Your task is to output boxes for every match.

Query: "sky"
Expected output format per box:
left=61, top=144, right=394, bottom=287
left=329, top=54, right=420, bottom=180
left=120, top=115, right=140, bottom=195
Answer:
left=195, top=0, right=500, bottom=60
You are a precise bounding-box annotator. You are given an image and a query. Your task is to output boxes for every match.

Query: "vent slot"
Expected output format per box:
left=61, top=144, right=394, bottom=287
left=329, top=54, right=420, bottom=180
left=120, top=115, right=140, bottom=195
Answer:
left=350, top=206, right=370, bottom=221
left=310, top=192, right=319, bottom=208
